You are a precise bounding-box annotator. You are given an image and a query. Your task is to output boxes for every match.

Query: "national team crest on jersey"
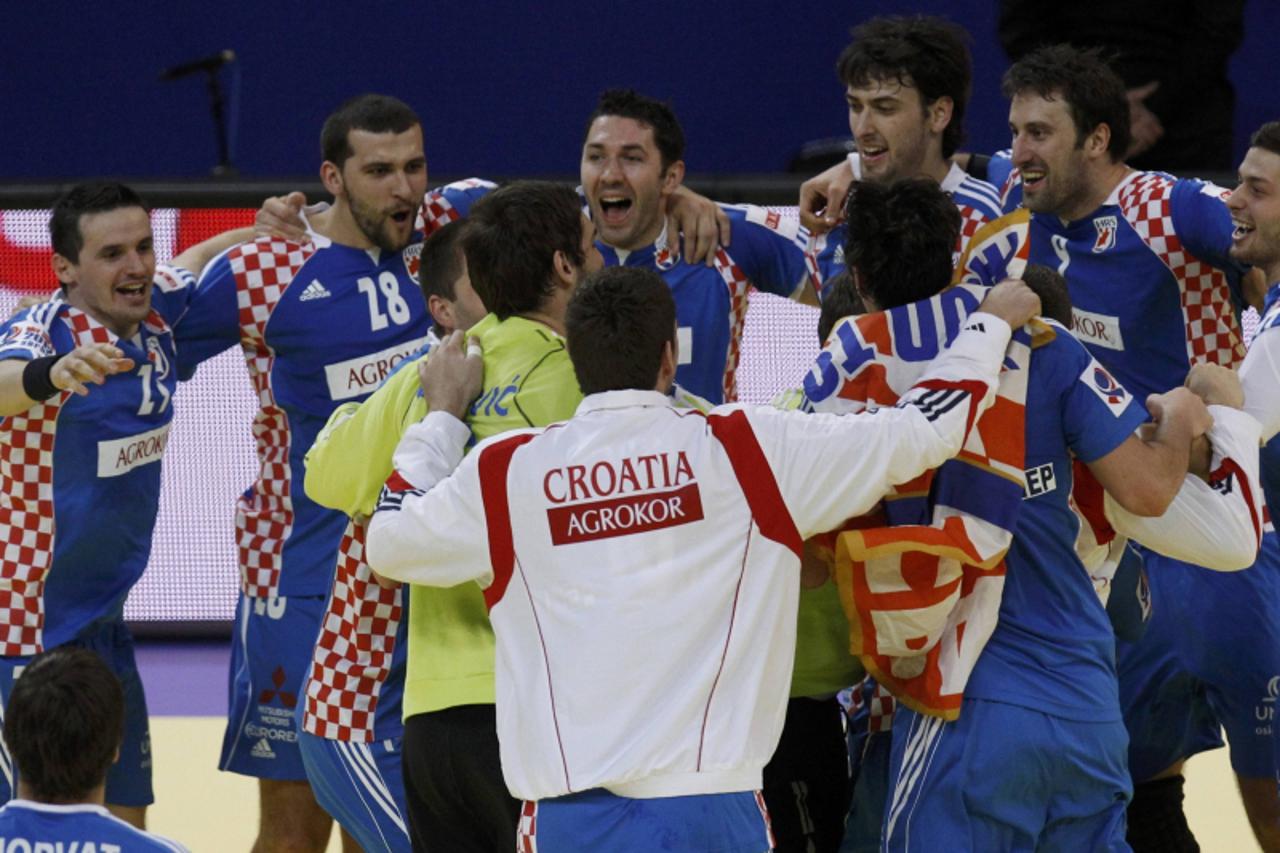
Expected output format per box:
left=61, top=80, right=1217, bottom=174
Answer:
left=402, top=242, right=422, bottom=279
left=1092, top=216, right=1118, bottom=253
left=1083, top=359, right=1129, bottom=416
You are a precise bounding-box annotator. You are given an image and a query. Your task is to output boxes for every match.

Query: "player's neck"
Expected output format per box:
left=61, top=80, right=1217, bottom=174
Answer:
left=309, top=200, right=373, bottom=250
left=1058, top=162, right=1132, bottom=223
left=16, top=781, right=105, bottom=807
left=920, top=151, right=952, bottom=185
left=519, top=308, right=566, bottom=337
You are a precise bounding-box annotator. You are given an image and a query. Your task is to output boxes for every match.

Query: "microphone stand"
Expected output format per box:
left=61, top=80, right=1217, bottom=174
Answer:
left=204, top=67, right=237, bottom=179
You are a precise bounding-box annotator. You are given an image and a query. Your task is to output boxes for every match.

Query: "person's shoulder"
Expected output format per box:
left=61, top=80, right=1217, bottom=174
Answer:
left=0, top=297, right=69, bottom=358
left=717, top=203, right=809, bottom=249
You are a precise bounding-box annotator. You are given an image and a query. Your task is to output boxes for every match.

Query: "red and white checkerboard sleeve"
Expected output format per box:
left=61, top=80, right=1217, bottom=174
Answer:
left=366, top=412, right=491, bottom=587
left=1105, top=405, right=1264, bottom=570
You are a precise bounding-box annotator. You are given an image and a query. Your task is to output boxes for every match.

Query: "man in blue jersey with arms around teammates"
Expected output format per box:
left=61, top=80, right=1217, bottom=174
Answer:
left=0, top=182, right=245, bottom=830
left=956, top=45, right=1273, bottom=851
left=804, top=178, right=1217, bottom=852
left=174, top=94, right=443, bottom=852
left=0, top=647, right=187, bottom=851
left=797, top=15, right=1003, bottom=288
left=293, top=220, right=486, bottom=853
left=260, top=88, right=816, bottom=405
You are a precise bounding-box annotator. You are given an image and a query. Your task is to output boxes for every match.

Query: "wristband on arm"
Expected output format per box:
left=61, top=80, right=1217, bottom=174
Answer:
left=21, top=355, right=63, bottom=401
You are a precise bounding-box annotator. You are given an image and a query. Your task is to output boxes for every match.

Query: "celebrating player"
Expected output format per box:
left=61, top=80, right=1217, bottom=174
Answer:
left=292, top=220, right=483, bottom=852
left=0, top=182, right=244, bottom=829
left=172, top=94, right=438, bottom=852
left=796, top=15, right=1003, bottom=286
left=956, top=45, right=1267, bottom=850
left=803, top=178, right=1252, bottom=851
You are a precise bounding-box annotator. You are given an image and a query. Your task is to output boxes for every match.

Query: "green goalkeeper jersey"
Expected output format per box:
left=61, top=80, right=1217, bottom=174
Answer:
left=305, top=313, right=583, bottom=716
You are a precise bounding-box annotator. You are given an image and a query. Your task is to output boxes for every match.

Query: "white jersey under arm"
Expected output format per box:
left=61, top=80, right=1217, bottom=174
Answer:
left=1106, top=405, right=1264, bottom=570
left=1240, top=329, right=1280, bottom=443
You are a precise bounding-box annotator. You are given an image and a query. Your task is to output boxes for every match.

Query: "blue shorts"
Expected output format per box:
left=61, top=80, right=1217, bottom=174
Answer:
left=521, top=788, right=773, bottom=853
left=220, top=592, right=326, bottom=781
left=1118, top=538, right=1280, bottom=781
left=884, top=699, right=1130, bottom=852
left=298, top=730, right=409, bottom=852
left=0, top=618, right=153, bottom=807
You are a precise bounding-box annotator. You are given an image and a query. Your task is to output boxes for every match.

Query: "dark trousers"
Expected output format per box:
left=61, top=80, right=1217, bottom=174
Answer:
left=762, top=696, right=853, bottom=853
left=402, top=704, right=521, bottom=853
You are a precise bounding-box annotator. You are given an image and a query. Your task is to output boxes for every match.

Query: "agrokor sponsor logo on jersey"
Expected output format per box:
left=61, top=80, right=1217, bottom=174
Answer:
left=542, top=451, right=704, bottom=545
left=324, top=336, right=428, bottom=401
left=96, top=423, right=172, bottom=478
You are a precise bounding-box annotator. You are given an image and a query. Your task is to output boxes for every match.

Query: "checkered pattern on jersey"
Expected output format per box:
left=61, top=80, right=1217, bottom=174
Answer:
left=714, top=249, right=753, bottom=403
left=231, top=238, right=315, bottom=599
left=1118, top=173, right=1245, bottom=369
left=303, top=520, right=403, bottom=741
left=0, top=309, right=112, bottom=655
left=417, top=179, right=497, bottom=236
left=957, top=202, right=991, bottom=250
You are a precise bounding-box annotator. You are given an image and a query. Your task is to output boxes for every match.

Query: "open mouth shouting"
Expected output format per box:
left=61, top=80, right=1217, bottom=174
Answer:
left=1232, top=218, right=1256, bottom=243
left=1020, top=166, right=1047, bottom=192
left=597, top=195, right=634, bottom=228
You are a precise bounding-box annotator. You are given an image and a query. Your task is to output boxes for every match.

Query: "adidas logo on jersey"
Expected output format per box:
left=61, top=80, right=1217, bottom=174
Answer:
left=299, top=280, right=332, bottom=302
left=251, top=738, right=276, bottom=760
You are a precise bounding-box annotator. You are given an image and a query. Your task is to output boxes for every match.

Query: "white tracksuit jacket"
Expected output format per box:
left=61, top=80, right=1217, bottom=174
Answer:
left=367, top=313, right=1012, bottom=802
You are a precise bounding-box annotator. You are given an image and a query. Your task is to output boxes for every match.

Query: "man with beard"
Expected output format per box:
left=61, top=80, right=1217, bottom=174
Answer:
left=955, top=47, right=1266, bottom=852
left=173, top=94, right=437, bottom=852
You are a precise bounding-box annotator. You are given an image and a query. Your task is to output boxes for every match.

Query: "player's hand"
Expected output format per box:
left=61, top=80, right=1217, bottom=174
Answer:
left=1184, top=362, right=1244, bottom=410
left=1126, top=82, right=1164, bottom=160
left=1146, top=387, right=1214, bottom=440
left=799, top=158, right=854, bottom=234
left=667, top=186, right=730, bottom=266
left=977, top=278, right=1041, bottom=329
left=420, top=330, right=484, bottom=420
left=255, top=192, right=308, bottom=241
left=51, top=343, right=135, bottom=396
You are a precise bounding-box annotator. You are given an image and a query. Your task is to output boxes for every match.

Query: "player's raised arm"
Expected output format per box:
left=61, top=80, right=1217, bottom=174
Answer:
left=0, top=342, right=135, bottom=416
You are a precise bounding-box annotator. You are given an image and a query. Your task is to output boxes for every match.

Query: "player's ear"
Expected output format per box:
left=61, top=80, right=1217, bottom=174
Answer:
left=661, top=160, right=686, bottom=195
left=51, top=253, right=76, bottom=288
left=319, top=160, right=345, bottom=198
left=928, top=96, right=954, bottom=136
left=427, top=293, right=454, bottom=332
left=1087, top=122, right=1112, bottom=159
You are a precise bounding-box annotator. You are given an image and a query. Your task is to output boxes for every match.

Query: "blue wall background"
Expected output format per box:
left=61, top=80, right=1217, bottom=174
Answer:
left=4, top=1, right=1276, bottom=179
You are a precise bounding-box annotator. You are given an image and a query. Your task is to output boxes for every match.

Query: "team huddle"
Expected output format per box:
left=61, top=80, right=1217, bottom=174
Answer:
left=0, top=13, right=1278, bottom=853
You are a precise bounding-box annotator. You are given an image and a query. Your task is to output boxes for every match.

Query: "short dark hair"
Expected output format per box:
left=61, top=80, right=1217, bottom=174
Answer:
left=1251, top=121, right=1280, bottom=158
left=584, top=89, right=686, bottom=172
left=844, top=178, right=958, bottom=310
left=321, top=94, right=420, bottom=167
left=48, top=182, right=148, bottom=264
left=462, top=181, right=585, bottom=319
left=817, top=270, right=868, bottom=343
left=837, top=16, right=972, bottom=158
left=566, top=266, right=676, bottom=395
left=1002, top=45, right=1130, bottom=163
left=4, top=647, right=124, bottom=803
left=419, top=221, right=470, bottom=335
left=1020, top=264, right=1073, bottom=326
